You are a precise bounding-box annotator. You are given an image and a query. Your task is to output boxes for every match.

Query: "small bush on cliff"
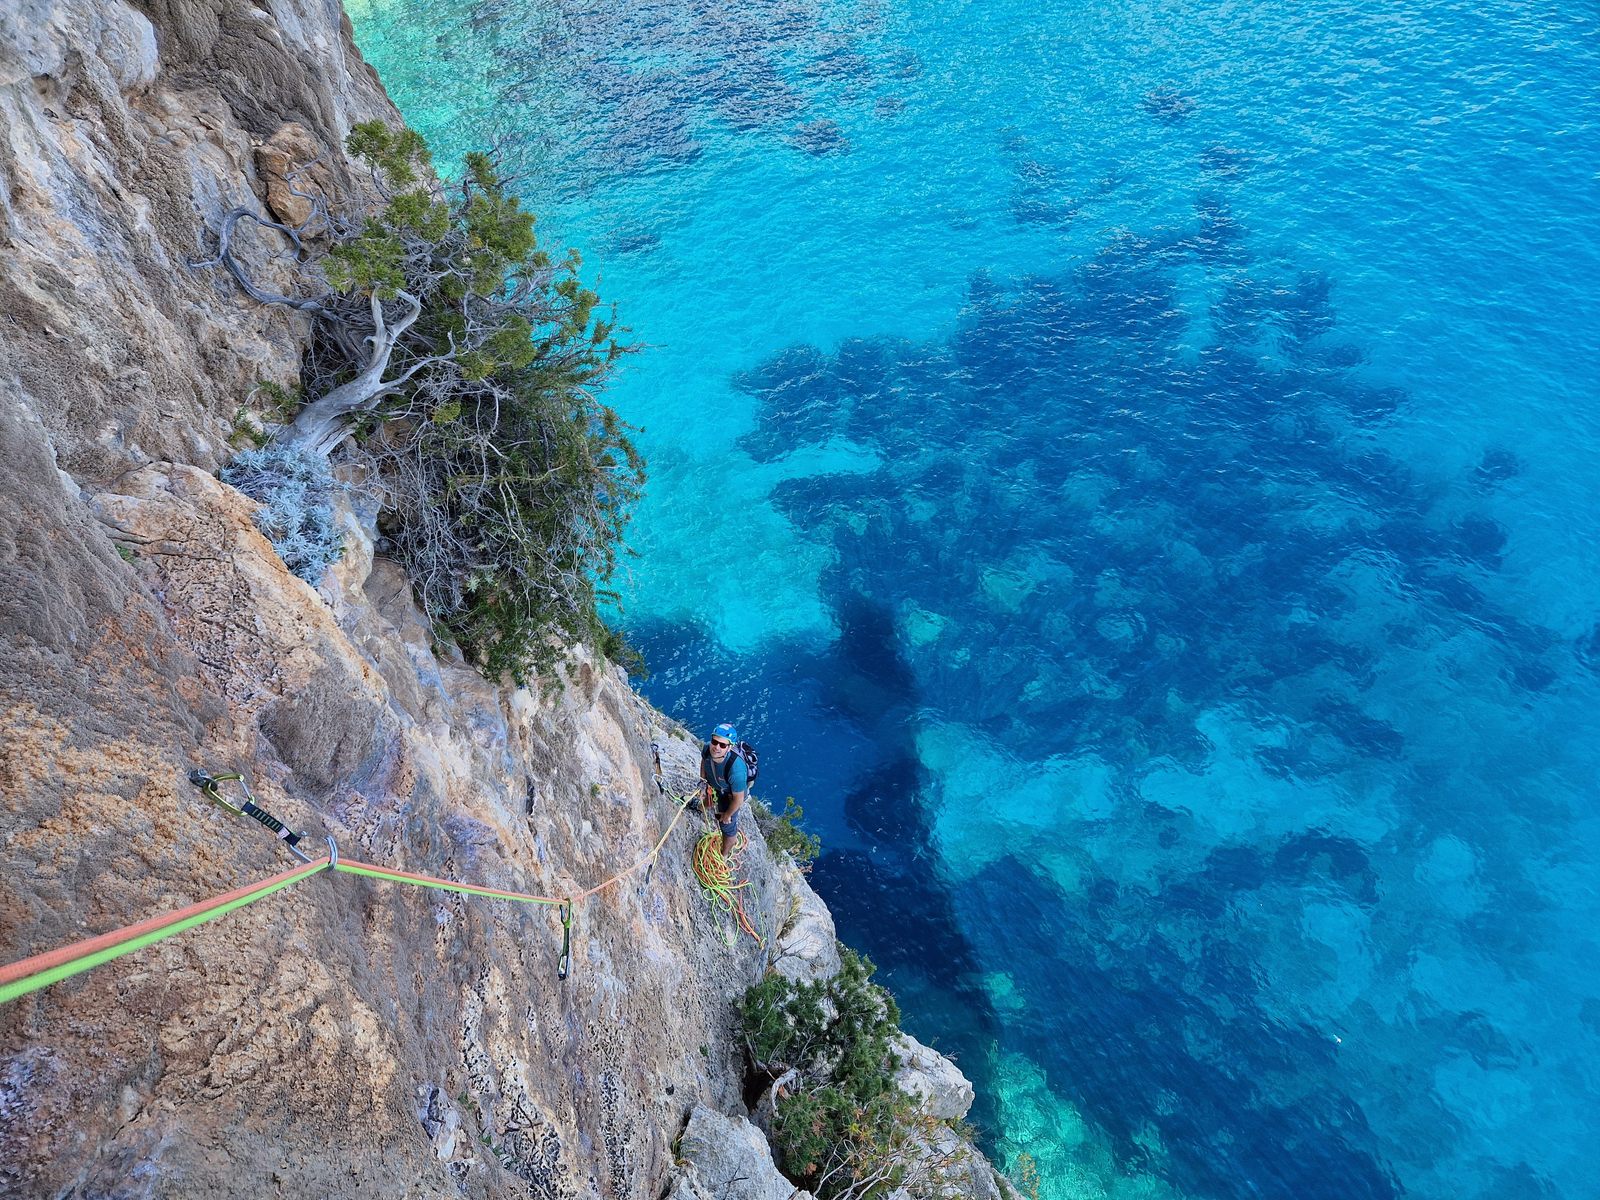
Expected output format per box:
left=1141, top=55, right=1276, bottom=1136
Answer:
left=740, top=948, right=957, bottom=1199
left=203, top=122, right=642, bottom=682
left=752, top=796, right=821, bottom=871
left=221, top=445, right=343, bottom=584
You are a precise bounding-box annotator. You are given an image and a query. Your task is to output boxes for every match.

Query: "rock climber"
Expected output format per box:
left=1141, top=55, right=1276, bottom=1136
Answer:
left=700, top=723, right=749, bottom=860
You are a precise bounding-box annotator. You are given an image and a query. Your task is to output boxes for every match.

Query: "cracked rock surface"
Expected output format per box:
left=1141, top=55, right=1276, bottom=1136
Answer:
left=3, top=413, right=790, bottom=1199
left=674, top=1104, right=814, bottom=1200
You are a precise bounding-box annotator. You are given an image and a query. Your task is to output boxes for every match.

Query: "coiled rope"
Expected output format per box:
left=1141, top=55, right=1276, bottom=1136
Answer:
left=690, top=830, right=764, bottom=946
left=0, top=770, right=702, bottom=1005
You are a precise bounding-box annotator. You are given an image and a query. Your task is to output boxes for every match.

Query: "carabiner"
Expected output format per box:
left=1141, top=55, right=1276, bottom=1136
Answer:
left=188, top=768, right=311, bottom=863
left=557, top=899, right=573, bottom=981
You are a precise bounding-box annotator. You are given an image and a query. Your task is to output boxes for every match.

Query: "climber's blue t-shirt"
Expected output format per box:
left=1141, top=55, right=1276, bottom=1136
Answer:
left=702, top=749, right=749, bottom=797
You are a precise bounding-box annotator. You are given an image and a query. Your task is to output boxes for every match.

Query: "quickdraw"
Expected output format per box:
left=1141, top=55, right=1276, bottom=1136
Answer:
left=188, top=769, right=312, bottom=863
left=169, top=766, right=699, bottom=985
left=556, top=900, right=573, bottom=981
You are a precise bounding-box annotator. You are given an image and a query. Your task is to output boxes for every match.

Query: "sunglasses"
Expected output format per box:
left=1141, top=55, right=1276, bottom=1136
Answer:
left=710, top=739, right=732, bottom=749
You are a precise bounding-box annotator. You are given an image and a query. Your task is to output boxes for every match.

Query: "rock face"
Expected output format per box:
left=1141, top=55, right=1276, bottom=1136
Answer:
left=2, top=429, right=788, bottom=1199
left=0, top=0, right=390, bottom=487
left=768, top=861, right=842, bottom=983
left=674, top=1104, right=813, bottom=1200
left=888, top=1038, right=1007, bottom=1200
left=892, top=1033, right=976, bottom=1122
left=0, top=2, right=1008, bottom=1199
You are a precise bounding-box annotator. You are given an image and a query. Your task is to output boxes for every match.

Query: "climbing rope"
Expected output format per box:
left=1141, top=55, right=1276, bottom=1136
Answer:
left=0, top=858, right=330, bottom=1005
left=0, top=768, right=700, bottom=1005
left=690, top=830, right=764, bottom=947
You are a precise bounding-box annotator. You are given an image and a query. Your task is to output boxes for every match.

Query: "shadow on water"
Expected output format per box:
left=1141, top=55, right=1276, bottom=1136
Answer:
left=962, top=855, right=1403, bottom=1200
left=351, top=0, right=1600, bottom=1194
left=624, top=593, right=1007, bottom=1135
left=637, top=191, right=1575, bottom=1197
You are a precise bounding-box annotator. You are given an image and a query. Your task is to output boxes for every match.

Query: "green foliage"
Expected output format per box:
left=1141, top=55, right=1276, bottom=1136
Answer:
left=346, top=121, right=431, bottom=185
left=325, top=217, right=408, bottom=297
left=738, top=949, right=917, bottom=1198
left=741, top=969, right=821, bottom=1067
left=253, top=380, right=302, bottom=421
left=230, top=381, right=303, bottom=449
left=317, top=122, right=643, bottom=682
left=753, top=796, right=821, bottom=871
left=228, top=407, right=271, bottom=449
left=770, top=1085, right=922, bottom=1198
left=597, top=624, right=649, bottom=680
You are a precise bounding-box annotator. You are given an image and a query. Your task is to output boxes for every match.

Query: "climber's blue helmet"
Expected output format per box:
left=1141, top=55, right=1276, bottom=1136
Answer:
left=711, top=723, right=738, bottom=747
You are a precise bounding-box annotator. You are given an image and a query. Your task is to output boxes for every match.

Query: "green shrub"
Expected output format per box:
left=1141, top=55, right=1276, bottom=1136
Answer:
left=292, top=123, right=643, bottom=682
left=739, top=948, right=927, bottom=1198
left=252, top=380, right=302, bottom=422
left=753, top=796, right=821, bottom=871
left=595, top=625, right=648, bottom=679
left=739, top=947, right=898, bottom=1076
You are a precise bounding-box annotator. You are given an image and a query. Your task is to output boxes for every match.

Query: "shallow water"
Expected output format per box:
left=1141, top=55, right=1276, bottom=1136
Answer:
left=349, top=1, right=1600, bottom=1195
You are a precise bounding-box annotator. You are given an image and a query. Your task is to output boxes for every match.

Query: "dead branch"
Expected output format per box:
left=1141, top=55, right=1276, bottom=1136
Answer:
left=279, top=290, right=430, bottom=456
left=190, top=206, right=330, bottom=315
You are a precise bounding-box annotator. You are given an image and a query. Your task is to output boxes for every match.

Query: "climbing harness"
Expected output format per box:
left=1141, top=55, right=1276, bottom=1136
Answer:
left=0, top=771, right=700, bottom=1005
left=690, top=830, right=763, bottom=947
left=188, top=769, right=312, bottom=863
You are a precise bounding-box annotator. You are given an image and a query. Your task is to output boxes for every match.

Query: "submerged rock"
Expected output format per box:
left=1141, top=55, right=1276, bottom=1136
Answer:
left=791, top=118, right=850, bottom=156
left=0, top=3, right=1008, bottom=1198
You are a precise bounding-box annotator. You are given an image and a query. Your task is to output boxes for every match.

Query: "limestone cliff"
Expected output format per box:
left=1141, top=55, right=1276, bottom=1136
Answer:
left=0, top=3, right=1005, bottom=1198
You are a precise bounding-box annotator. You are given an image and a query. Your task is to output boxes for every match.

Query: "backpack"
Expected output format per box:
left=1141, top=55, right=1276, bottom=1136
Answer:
left=703, top=740, right=759, bottom=790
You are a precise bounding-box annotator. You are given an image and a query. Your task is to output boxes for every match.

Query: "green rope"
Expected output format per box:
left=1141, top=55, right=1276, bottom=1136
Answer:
left=0, top=861, right=328, bottom=1005
left=691, top=830, right=763, bottom=946
left=331, top=861, right=565, bottom=905
left=4, top=780, right=700, bottom=1004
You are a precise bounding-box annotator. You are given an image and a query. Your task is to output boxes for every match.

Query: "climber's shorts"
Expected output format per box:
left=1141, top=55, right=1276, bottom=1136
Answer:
left=715, top=797, right=740, bottom=837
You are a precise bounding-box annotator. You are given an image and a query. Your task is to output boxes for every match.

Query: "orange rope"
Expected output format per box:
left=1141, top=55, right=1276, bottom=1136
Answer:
left=575, top=796, right=692, bottom=899
left=0, top=860, right=330, bottom=1004
left=691, top=830, right=763, bottom=945
left=2, top=791, right=696, bottom=1004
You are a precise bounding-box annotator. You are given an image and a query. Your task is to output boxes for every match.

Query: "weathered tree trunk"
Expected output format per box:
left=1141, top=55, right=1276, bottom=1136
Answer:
left=277, top=290, right=423, bottom=457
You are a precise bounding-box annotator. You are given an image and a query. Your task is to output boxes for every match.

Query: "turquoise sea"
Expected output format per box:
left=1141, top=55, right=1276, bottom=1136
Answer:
left=347, top=1, right=1600, bottom=1196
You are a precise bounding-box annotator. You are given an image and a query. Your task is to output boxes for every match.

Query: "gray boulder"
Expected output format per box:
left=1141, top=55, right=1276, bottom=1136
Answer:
left=888, top=1122, right=1006, bottom=1200
left=771, top=867, right=842, bottom=983
left=892, top=1033, right=975, bottom=1121
left=677, top=1103, right=812, bottom=1200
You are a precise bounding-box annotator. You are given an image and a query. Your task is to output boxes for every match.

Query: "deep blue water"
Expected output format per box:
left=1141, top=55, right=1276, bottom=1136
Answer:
left=348, top=0, right=1600, bottom=1196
